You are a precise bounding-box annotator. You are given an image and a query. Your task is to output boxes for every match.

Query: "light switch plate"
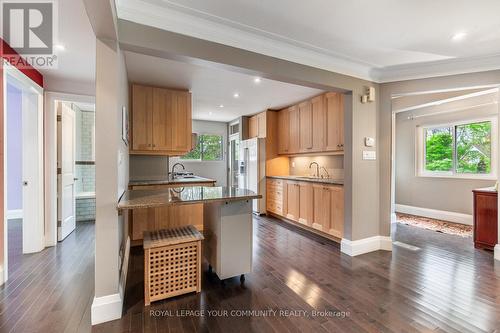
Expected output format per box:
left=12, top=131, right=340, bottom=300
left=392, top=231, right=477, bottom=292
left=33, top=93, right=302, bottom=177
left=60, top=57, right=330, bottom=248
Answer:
left=362, top=150, right=376, bottom=160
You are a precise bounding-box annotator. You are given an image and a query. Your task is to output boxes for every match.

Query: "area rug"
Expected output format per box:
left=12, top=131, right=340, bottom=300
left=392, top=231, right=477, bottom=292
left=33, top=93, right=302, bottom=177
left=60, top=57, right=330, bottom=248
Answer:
left=396, top=213, right=473, bottom=238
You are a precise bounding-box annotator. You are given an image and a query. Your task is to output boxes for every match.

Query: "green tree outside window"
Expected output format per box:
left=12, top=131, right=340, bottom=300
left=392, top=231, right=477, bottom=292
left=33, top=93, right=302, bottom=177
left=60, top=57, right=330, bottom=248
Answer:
left=181, top=134, right=223, bottom=161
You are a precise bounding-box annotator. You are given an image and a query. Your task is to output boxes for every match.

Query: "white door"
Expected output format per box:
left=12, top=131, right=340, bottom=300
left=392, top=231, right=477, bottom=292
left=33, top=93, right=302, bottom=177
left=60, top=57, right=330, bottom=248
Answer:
left=21, top=90, right=44, bottom=254
left=57, top=102, right=76, bottom=241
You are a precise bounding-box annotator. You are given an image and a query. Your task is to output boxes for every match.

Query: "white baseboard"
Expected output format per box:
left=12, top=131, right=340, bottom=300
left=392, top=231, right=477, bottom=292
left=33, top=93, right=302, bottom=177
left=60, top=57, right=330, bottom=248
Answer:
left=495, top=245, right=500, bottom=261
left=341, top=236, right=393, bottom=257
left=91, top=293, right=123, bottom=325
left=7, top=209, right=23, bottom=220
left=395, top=204, right=472, bottom=225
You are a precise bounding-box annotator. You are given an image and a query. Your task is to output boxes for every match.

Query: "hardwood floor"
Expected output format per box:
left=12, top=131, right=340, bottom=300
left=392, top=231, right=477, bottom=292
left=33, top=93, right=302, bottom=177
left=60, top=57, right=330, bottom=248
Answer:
left=0, top=220, right=94, bottom=333
left=95, top=215, right=500, bottom=333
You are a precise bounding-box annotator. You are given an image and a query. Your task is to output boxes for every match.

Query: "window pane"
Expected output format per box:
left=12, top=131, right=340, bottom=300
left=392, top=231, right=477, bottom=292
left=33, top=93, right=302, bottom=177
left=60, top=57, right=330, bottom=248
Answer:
left=425, top=127, right=453, bottom=172
left=180, top=136, right=201, bottom=160
left=201, top=135, right=223, bottom=161
left=456, top=121, right=491, bottom=174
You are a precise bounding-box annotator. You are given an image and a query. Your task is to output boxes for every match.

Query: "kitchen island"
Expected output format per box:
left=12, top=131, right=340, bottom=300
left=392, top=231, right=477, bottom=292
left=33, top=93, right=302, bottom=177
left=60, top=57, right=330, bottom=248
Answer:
left=118, top=186, right=261, bottom=281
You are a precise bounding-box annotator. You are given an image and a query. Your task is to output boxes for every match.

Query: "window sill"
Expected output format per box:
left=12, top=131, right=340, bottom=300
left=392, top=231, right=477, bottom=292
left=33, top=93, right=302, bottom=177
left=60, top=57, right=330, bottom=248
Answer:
left=417, top=173, right=497, bottom=181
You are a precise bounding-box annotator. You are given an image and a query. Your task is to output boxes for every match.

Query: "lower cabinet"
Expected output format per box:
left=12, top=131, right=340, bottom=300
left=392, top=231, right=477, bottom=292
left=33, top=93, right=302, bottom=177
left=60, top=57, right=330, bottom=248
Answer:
left=267, top=178, right=344, bottom=239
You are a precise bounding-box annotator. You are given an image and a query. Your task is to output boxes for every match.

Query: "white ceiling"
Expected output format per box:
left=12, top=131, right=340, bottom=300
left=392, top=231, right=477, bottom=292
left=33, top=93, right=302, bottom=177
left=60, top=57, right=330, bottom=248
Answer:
left=37, top=0, right=96, bottom=89
left=124, top=51, right=324, bottom=121
left=116, top=0, right=500, bottom=82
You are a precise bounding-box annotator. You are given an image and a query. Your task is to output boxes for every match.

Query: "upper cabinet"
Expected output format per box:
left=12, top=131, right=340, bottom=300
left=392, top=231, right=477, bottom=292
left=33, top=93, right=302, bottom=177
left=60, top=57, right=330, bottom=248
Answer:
left=324, top=92, right=344, bottom=152
left=277, top=92, right=344, bottom=155
left=248, top=112, right=267, bottom=139
left=130, top=84, right=192, bottom=156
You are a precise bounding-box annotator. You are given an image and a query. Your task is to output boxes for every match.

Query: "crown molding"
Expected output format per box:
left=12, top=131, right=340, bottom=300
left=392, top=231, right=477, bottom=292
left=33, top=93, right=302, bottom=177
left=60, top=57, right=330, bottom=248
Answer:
left=116, top=0, right=500, bottom=84
left=373, top=53, right=500, bottom=83
left=115, top=0, right=376, bottom=81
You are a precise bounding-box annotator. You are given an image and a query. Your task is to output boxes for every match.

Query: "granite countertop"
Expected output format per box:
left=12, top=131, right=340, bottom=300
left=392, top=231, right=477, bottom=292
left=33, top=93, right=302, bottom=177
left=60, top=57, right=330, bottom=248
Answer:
left=129, top=176, right=216, bottom=186
left=117, top=186, right=261, bottom=210
left=267, top=175, right=344, bottom=185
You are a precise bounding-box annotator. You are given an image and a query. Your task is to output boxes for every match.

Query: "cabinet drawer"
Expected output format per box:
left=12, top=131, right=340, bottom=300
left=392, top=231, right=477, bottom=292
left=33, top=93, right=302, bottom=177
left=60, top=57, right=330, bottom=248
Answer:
left=267, top=201, right=283, bottom=215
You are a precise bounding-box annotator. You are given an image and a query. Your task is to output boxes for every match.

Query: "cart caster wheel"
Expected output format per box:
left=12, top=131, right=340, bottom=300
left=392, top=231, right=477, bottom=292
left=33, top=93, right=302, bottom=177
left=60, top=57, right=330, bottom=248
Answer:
left=240, top=274, right=245, bottom=283
left=208, top=265, right=212, bottom=273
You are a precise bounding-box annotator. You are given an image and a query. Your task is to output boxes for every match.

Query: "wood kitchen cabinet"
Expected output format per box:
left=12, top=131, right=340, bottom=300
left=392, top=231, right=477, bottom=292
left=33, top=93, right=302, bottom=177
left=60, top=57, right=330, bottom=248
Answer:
left=325, top=92, right=344, bottom=152
left=473, top=188, right=498, bottom=250
left=130, top=84, right=192, bottom=156
left=299, top=100, right=313, bottom=152
left=267, top=178, right=344, bottom=241
left=248, top=112, right=267, bottom=139
left=298, top=182, right=313, bottom=226
left=278, top=109, right=290, bottom=154
left=311, top=184, right=344, bottom=236
left=277, top=92, right=343, bottom=155
left=285, top=181, right=300, bottom=221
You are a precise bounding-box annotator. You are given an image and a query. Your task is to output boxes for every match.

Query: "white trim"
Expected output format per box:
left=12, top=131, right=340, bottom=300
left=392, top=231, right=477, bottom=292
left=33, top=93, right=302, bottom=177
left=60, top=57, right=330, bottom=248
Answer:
left=91, top=293, right=123, bottom=325
left=44, top=92, right=95, bottom=247
left=0, top=265, right=4, bottom=286
left=6, top=209, right=23, bottom=219
left=340, top=236, right=393, bottom=257
left=495, top=245, right=500, bottom=261
left=395, top=204, right=473, bottom=225
left=416, top=117, right=498, bottom=180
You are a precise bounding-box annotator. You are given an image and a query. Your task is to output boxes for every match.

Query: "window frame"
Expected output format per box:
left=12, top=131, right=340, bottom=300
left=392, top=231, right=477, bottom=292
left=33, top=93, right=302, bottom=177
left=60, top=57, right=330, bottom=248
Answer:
left=416, top=117, right=498, bottom=180
left=180, top=133, right=224, bottom=162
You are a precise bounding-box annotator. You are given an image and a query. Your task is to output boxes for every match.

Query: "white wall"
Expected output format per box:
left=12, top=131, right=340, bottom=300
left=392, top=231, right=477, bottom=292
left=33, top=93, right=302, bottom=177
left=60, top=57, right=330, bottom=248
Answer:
left=94, top=38, right=129, bottom=301
left=169, top=120, right=228, bottom=186
left=395, top=104, right=497, bottom=215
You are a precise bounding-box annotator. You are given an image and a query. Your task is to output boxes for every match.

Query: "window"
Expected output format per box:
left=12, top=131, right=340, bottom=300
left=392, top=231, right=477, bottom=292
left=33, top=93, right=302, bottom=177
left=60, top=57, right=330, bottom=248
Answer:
left=418, top=119, right=497, bottom=178
left=180, top=134, right=223, bottom=161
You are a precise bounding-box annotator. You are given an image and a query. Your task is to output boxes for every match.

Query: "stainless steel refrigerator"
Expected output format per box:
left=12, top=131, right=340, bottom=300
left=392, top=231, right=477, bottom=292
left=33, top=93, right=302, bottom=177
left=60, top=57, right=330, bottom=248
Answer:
left=238, top=137, right=266, bottom=214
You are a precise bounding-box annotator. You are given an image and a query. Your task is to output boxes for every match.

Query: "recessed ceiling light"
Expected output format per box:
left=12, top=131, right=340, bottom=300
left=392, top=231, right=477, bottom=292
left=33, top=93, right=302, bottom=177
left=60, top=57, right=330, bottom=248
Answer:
left=54, top=44, right=65, bottom=51
left=233, top=93, right=239, bottom=98
left=219, top=104, right=224, bottom=108
left=254, top=77, right=261, bottom=84
left=209, top=111, right=213, bottom=115
left=451, top=32, right=467, bottom=42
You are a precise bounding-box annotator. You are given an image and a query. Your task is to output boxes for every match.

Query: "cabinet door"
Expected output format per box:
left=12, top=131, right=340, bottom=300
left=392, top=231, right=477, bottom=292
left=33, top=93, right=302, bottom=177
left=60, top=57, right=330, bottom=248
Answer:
left=248, top=116, right=258, bottom=138
left=152, top=88, right=172, bottom=151
left=285, top=181, right=299, bottom=221
left=325, top=92, right=344, bottom=151
left=312, top=185, right=330, bottom=231
left=328, top=186, right=344, bottom=238
left=311, top=95, right=325, bottom=152
left=278, top=109, right=289, bottom=154
left=169, top=90, right=192, bottom=153
left=298, top=182, right=313, bottom=226
left=257, top=112, right=267, bottom=138
left=299, top=101, right=313, bottom=152
left=288, top=105, right=300, bottom=154
left=131, top=85, right=153, bottom=151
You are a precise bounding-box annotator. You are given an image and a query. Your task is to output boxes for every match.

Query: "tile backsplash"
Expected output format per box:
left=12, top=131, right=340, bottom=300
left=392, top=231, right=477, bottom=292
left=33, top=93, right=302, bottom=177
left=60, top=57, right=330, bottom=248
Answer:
left=289, top=155, right=344, bottom=179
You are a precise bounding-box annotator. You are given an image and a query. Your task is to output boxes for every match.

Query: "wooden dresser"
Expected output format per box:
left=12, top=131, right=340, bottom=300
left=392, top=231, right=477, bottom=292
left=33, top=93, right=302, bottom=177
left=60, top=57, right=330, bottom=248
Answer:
left=472, top=187, right=498, bottom=250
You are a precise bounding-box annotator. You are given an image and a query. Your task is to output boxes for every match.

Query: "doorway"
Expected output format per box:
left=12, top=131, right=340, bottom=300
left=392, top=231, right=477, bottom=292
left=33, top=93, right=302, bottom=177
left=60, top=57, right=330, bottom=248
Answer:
left=3, top=61, right=44, bottom=282
left=390, top=85, right=500, bottom=240
left=56, top=100, right=96, bottom=241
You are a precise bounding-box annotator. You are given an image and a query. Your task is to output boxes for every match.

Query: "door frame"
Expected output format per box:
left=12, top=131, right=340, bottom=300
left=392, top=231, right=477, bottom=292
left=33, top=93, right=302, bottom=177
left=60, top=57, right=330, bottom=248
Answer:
left=3, top=60, right=44, bottom=283
left=44, top=92, right=95, bottom=247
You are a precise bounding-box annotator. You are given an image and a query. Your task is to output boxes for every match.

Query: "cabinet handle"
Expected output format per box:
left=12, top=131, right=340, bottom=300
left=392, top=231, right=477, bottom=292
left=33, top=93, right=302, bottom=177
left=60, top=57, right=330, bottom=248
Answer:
left=153, top=144, right=156, bottom=148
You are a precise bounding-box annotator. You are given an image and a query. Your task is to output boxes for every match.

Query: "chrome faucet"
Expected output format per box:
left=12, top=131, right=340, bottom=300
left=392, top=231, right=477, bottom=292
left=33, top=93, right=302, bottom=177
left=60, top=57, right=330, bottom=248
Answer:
left=320, top=166, right=330, bottom=179
left=171, top=162, right=185, bottom=179
left=309, top=162, right=320, bottom=178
